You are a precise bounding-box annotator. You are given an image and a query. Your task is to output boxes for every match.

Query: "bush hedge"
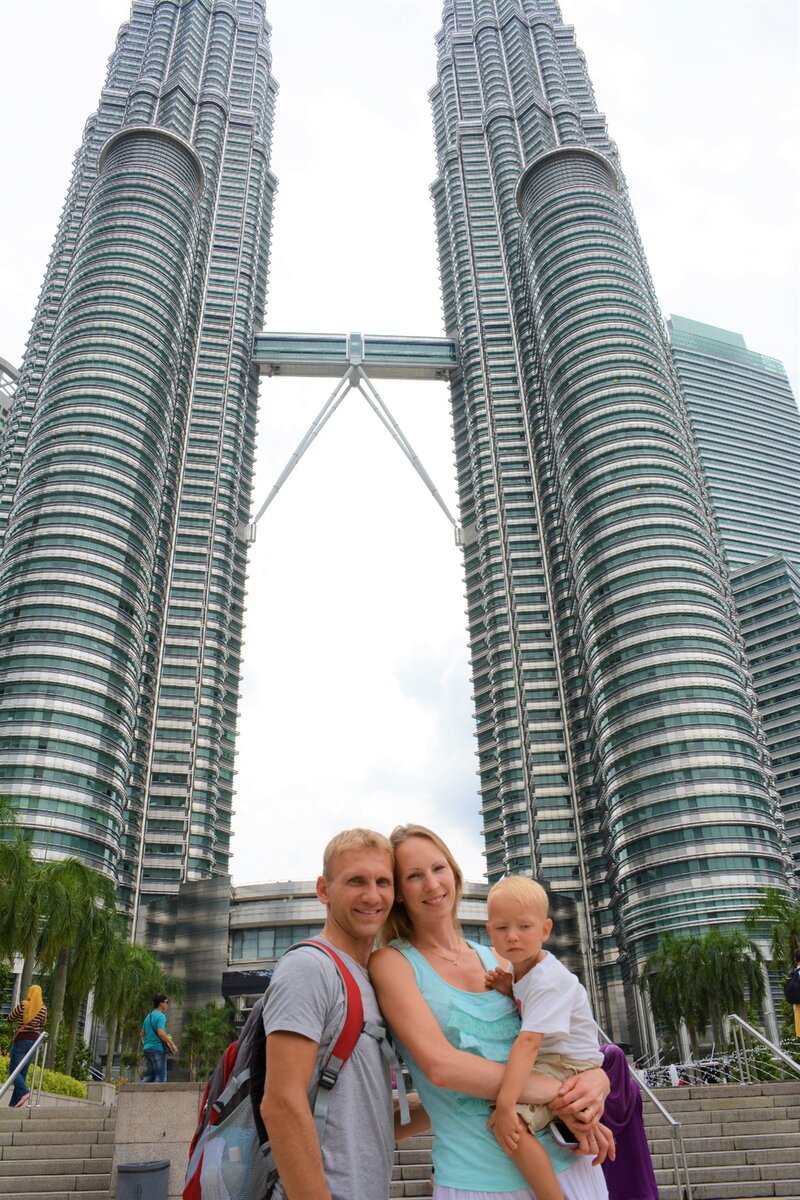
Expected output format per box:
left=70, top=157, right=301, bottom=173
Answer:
left=0, top=1054, right=87, bottom=1099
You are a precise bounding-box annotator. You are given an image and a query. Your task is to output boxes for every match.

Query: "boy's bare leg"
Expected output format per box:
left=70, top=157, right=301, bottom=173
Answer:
left=505, top=1127, right=565, bottom=1200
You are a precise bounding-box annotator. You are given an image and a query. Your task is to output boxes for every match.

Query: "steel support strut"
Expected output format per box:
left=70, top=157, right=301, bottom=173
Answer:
left=245, top=366, right=460, bottom=544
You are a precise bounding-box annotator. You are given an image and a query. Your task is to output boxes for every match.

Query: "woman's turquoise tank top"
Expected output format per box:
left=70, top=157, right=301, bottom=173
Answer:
left=390, top=938, right=575, bottom=1190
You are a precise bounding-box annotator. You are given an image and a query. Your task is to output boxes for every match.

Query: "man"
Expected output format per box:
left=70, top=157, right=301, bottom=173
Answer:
left=140, top=993, right=178, bottom=1083
left=261, top=828, right=428, bottom=1200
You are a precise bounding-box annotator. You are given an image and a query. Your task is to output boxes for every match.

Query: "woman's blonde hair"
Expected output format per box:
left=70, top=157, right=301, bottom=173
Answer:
left=378, top=824, right=464, bottom=947
left=22, top=985, right=44, bottom=1026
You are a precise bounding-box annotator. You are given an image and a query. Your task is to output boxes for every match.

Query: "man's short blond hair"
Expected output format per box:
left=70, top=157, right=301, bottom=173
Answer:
left=322, top=828, right=393, bottom=879
left=487, top=875, right=549, bottom=917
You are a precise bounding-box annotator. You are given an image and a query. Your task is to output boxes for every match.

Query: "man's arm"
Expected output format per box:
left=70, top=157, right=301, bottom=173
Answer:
left=261, top=1030, right=331, bottom=1200
left=154, top=1015, right=177, bottom=1053
left=394, top=1092, right=430, bottom=1141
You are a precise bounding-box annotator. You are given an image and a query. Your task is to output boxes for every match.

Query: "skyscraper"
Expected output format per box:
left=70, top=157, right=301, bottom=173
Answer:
left=668, top=315, right=800, bottom=570
left=668, top=315, right=800, bottom=874
left=429, top=0, right=789, bottom=1040
left=0, top=0, right=277, bottom=937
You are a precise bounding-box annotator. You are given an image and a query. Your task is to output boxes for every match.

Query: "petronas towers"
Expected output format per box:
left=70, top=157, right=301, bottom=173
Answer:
left=0, top=0, right=791, bottom=1046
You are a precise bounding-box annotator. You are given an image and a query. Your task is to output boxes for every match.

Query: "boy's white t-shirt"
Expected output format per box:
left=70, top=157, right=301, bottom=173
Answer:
left=512, top=951, right=601, bottom=1060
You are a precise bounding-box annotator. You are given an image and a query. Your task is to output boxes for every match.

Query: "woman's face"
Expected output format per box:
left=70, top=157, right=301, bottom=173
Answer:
left=395, top=835, right=458, bottom=928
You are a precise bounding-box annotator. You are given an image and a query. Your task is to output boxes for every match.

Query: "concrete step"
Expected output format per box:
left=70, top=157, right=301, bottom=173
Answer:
left=2, top=1195, right=110, bottom=1200
left=0, top=1117, right=114, bottom=1134
left=0, top=1107, right=113, bottom=1123
left=0, top=1175, right=110, bottom=1194
left=0, top=1144, right=113, bottom=1162
left=0, top=1158, right=109, bottom=1177
left=0, top=1129, right=115, bottom=1147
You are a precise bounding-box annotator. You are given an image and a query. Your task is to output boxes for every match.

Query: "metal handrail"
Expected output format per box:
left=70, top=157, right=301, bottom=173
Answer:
left=727, top=1013, right=800, bottom=1082
left=0, top=1031, right=48, bottom=1107
left=598, top=1031, right=693, bottom=1200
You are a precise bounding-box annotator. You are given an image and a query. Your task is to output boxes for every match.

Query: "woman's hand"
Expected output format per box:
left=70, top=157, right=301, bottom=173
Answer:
left=548, top=1066, right=609, bottom=1128
left=487, top=1105, right=522, bottom=1153
left=570, top=1121, right=615, bottom=1166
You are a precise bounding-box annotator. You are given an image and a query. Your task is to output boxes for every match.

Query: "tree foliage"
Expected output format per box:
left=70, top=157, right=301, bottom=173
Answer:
left=746, top=888, right=800, bottom=972
left=640, top=928, right=765, bottom=1055
left=179, top=1002, right=236, bottom=1081
left=0, top=805, right=178, bottom=1080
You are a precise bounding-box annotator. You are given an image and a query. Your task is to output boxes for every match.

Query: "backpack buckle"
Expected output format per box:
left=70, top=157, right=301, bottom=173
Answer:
left=318, top=1065, right=339, bottom=1090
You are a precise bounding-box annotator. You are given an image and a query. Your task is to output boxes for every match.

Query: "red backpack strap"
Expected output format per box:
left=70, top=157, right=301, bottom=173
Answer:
left=286, top=939, right=365, bottom=1136
left=303, top=939, right=364, bottom=1075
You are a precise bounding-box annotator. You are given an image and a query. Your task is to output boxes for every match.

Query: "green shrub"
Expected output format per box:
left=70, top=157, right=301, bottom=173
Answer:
left=0, top=1054, right=87, bottom=1099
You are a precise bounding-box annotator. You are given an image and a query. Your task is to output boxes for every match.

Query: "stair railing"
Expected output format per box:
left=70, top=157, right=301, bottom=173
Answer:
left=727, top=1013, right=800, bottom=1083
left=0, top=1031, right=48, bottom=1108
left=598, top=1033, right=693, bottom=1199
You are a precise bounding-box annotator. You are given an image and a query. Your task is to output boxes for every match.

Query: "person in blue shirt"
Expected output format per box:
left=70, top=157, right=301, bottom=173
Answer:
left=140, top=993, right=178, bottom=1083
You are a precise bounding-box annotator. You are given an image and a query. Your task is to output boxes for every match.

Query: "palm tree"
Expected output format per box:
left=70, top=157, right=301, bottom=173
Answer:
left=36, top=858, right=118, bottom=1069
left=641, top=928, right=766, bottom=1055
left=94, top=940, right=181, bottom=1076
left=699, top=928, right=765, bottom=1045
left=179, top=1002, right=235, bottom=1081
left=61, top=905, right=122, bottom=1076
left=747, top=888, right=800, bottom=972
left=0, top=829, right=53, bottom=999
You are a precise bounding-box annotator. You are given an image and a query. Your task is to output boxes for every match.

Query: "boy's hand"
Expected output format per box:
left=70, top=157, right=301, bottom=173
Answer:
left=487, top=1105, right=523, bottom=1153
left=484, top=967, right=513, bottom=995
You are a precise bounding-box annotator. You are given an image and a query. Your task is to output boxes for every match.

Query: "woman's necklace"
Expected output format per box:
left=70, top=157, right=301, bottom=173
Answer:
left=422, top=941, right=465, bottom=966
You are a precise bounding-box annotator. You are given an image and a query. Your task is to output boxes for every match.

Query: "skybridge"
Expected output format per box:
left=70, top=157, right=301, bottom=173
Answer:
left=253, top=331, right=458, bottom=381
left=247, top=331, right=462, bottom=543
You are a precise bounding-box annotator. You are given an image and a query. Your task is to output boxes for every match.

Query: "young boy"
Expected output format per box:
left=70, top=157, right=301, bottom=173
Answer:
left=485, top=875, right=603, bottom=1199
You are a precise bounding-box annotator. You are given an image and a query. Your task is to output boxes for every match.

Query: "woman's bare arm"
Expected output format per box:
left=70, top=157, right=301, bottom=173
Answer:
left=370, top=947, right=559, bottom=1104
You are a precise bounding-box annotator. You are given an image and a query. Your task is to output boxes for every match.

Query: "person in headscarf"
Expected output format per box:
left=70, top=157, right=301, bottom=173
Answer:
left=6, top=985, right=47, bottom=1107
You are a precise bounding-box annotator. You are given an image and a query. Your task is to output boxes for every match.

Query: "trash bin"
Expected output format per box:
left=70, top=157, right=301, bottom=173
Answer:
left=116, top=1159, right=170, bottom=1200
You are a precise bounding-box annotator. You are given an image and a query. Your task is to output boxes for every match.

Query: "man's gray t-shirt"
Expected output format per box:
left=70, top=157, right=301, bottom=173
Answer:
left=262, top=941, right=393, bottom=1200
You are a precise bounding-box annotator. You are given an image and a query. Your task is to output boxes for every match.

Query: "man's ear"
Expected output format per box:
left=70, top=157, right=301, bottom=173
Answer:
left=316, top=874, right=330, bottom=907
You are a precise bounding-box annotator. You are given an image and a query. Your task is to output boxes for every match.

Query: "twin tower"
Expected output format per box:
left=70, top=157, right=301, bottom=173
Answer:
left=0, top=0, right=789, bottom=1047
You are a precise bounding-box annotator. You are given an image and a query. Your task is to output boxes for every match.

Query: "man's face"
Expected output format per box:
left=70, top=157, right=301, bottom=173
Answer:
left=317, top=846, right=394, bottom=945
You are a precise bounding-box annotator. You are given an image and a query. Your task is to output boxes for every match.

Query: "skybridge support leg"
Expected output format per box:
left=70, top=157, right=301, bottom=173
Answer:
left=242, top=369, right=355, bottom=541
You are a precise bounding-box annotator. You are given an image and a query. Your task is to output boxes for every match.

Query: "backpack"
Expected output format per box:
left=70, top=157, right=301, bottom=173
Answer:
left=784, top=966, right=800, bottom=1005
left=182, top=938, right=407, bottom=1200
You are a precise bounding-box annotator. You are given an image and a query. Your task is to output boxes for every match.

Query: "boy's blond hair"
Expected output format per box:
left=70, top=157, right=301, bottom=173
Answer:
left=322, top=828, right=393, bottom=879
left=487, top=875, right=549, bottom=917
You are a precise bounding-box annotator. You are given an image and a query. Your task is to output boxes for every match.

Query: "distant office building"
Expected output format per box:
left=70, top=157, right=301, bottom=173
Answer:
left=732, top=557, right=800, bottom=866
left=668, top=315, right=800, bottom=570
left=0, top=1, right=277, bottom=943
left=669, top=316, right=800, bottom=875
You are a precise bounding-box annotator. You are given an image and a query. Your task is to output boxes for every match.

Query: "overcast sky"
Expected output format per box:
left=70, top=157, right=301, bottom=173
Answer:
left=1, top=1, right=798, bottom=886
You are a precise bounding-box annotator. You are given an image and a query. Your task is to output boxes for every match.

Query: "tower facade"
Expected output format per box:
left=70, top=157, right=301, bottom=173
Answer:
left=668, top=315, right=800, bottom=875
left=430, top=0, right=789, bottom=1041
left=0, top=0, right=277, bottom=934
left=668, top=315, right=800, bottom=571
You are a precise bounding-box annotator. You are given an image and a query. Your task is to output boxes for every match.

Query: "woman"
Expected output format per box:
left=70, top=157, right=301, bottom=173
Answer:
left=370, top=825, right=611, bottom=1200
left=6, top=985, right=47, bottom=1107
